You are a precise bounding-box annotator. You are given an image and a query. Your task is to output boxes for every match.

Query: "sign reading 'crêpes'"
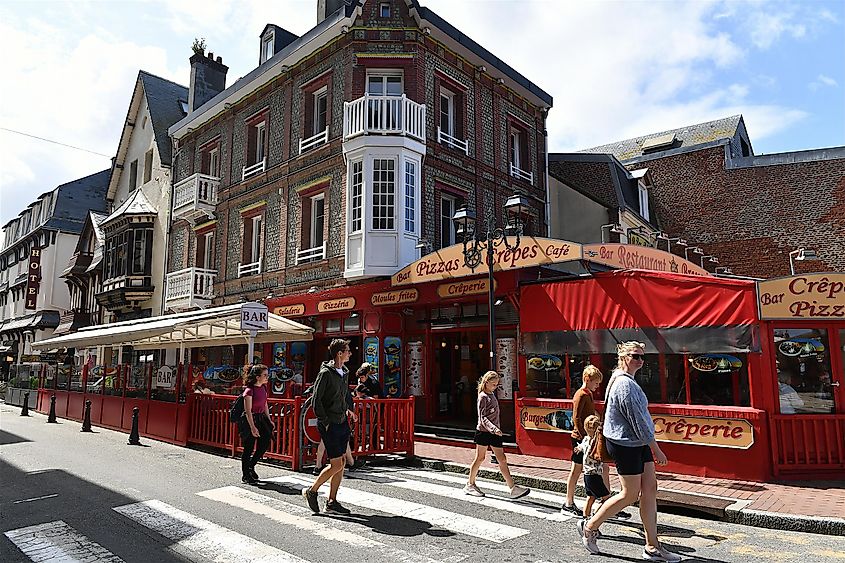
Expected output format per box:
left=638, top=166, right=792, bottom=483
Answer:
left=757, top=273, right=845, bottom=320
left=582, top=244, right=711, bottom=276
left=392, top=237, right=583, bottom=286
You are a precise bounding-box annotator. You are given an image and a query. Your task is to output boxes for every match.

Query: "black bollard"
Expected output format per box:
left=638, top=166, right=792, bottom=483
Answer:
left=47, top=394, right=57, bottom=423
left=81, top=400, right=93, bottom=432
left=20, top=391, right=30, bottom=416
left=127, top=406, right=142, bottom=445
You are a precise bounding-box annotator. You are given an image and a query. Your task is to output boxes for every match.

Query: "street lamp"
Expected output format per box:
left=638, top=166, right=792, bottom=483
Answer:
left=600, top=223, right=625, bottom=243
left=684, top=246, right=704, bottom=261
left=789, top=248, right=818, bottom=275
left=699, top=255, right=719, bottom=268
left=715, top=266, right=733, bottom=275
left=453, top=190, right=528, bottom=369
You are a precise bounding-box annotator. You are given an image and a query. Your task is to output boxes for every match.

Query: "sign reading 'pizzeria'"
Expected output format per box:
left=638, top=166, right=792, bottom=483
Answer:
left=757, top=273, right=845, bottom=320
left=521, top=408, right=754, bottom=449
left=274, top=304, right=306, bottom=317
left=392, top=237, right=583, bottom=286
left=582, top=244, right=710, bottom=277
left=317, top=297, right=356, bottom=313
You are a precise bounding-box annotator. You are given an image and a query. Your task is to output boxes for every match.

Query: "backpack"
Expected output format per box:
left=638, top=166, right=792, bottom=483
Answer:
left=229, top=392, right=245, bottom=422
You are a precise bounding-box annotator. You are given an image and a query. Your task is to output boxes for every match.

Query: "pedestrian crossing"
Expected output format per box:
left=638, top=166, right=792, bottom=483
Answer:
left=4, top=468, right=581, bottom=563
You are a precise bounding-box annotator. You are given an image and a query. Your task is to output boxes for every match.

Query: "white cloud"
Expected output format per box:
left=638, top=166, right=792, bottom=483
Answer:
left=809, top=74, right=838, bottom=90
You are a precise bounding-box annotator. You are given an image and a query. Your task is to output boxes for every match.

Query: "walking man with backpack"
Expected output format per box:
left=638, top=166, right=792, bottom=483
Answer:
left=303, top=339, right=358, bottom=514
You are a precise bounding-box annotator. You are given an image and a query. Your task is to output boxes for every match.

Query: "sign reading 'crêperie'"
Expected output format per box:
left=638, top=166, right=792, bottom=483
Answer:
left=757, top=273, right=845, bottom=320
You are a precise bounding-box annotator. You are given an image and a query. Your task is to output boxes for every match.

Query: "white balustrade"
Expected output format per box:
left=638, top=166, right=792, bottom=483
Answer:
left=510, top=163, right=534, bottom=184
left=299, top=128, right=329, bottom=154
left=242, top=159, right=266, bottom=180
left=165, top=268, right=216, bottom=306
left=437, top=127, right=469, bottom=155
left=172, top=173, right=219, bottom=221
left=238, top=258, right=262, bottom=277
left=296, top=243, right=326, bottom=265
left=343, top=94, right=426, bottom=141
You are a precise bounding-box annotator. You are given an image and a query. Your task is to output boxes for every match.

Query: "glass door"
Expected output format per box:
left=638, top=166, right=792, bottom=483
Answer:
left=773, top=327, right=839, bottom=414
left=367, top=74, right=403, bottom=130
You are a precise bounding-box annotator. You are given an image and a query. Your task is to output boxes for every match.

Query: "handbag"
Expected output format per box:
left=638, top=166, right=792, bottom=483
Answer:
left=589, top=374, right=620, bottom=463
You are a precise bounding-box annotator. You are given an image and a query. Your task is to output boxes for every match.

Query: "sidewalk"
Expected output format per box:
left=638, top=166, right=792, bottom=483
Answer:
left=411, top=441, right=845, bottom=536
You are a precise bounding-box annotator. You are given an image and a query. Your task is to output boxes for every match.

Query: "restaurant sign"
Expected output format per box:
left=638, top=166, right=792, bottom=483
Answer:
left=521, top=407, right=754, bottom=449
left=582, top=244, right=711, bottom=276
left=371, top=288, right=419, bottom=306
left=757, top=273, right=845, bottom=320
left=317, top=297, right=356, bottom=313
left=274, top=304, right=306, bottom=317
left=392, top=237, right=583, bottom=286
left=436, top=278, right=496, bottom=299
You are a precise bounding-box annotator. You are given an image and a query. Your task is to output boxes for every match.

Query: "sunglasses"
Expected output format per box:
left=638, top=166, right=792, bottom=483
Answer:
left=629, top=354, right=645, bottom=360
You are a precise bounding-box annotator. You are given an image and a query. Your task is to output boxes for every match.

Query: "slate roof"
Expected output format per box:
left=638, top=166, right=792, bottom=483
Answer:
left=580, top=115, right=743, bottom=162
left=138, top=71, right=188, bottom=166
left=103, top=188, right=157, bottom=226
left=42, top=170, right=110, bottom=234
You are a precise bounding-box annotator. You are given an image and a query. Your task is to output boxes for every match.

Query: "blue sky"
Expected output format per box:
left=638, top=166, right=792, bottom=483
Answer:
left=1, top=0, right=843, bottom=224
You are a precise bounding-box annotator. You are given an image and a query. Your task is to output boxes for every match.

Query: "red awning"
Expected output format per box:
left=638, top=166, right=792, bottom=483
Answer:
left=521, top=270, right=758, bottom=332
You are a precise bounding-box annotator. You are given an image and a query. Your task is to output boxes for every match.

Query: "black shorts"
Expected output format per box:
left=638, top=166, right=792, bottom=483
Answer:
left=318, top=421, right=351, bottom=460
left=606, top=441, right=653, bottom=475
left=570, top=436, right=584, bottom=464
left=584, top=473, right=610, bottom=499
left=474, top=430, right=503, bottom=448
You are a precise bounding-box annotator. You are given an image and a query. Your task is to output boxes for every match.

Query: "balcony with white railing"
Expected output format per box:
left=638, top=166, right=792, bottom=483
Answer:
left=510, top=162, right=533, bottom=184
left=242, top=158, right=266, bottom=181
left=172, top=173, right=219, bottom=223
left=343, top=94, right=426, bottom=143
left=437, top=127, right=468, bottom=155
left=299, top=128, right=329, bottom=155
left=238, top=257, right=262, bottom=277
left=296, top=243, right=326, bottom=265
left=164, top=267, right=216, bottom=310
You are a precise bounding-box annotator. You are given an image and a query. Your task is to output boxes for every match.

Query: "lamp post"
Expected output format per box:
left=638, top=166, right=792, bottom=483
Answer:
left=789, top=248, right=819, bottom=275
left=453, top=191, right=528, bottom=370
left=600, top=223, right=625, bottom=243
left=684, top=246, right=704, bottom=261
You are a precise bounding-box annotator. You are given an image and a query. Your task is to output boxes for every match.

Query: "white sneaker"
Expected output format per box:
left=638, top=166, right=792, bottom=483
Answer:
left=509, top=484, right=530, bottom=499
left=642, top=546, right=681, bottom=562
left=463, top=483, right=485, bottom=497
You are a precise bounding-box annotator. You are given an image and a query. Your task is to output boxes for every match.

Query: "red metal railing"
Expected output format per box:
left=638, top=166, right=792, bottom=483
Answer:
left=188, top=395, right=415, bottom=471
left=771, top=415, right=845, bottom=471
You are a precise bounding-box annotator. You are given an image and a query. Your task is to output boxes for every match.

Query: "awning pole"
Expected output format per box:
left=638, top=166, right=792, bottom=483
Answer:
left=247, top=330, right=257, bottom=365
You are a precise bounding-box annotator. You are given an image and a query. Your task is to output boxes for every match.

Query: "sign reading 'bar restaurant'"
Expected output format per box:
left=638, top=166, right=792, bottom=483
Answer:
left=392, top=237, right=583, bottom=286
left=582, top=244, right=711, bottom=277
left=758, top=273, right=845, bottom=320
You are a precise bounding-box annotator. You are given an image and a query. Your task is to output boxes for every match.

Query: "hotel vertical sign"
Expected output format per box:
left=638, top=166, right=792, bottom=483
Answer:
left=25, top=247, right=42, bottom=310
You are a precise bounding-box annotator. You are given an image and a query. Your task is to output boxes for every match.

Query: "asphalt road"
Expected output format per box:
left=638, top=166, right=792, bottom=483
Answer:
left=2, top=404, right=844, bottom=563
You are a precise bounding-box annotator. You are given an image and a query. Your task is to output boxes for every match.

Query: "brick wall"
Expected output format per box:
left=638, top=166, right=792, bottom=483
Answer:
left=639, top=145, right=845, bottom=276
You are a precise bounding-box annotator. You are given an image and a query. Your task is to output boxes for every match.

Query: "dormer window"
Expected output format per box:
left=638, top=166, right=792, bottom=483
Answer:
left=638, top=181, right=650, bottom=221
left=261, top=31, right=275, bottom=64
left=380, top=3, right=391, bottom=18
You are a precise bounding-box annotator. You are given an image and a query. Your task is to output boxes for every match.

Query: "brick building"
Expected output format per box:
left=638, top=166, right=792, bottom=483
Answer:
left=580, top=115, right=845, bottom=277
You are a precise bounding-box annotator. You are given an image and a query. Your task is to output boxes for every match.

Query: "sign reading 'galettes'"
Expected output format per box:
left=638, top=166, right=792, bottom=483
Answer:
left=582, top=244, right=711, bottom=276
left=758, top=273, right=845, bottom=320
left=392, top=237, right=583, bottom=286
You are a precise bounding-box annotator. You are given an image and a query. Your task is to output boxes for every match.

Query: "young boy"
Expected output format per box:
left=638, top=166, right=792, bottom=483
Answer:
left=573, top=415, right=610, bottom=519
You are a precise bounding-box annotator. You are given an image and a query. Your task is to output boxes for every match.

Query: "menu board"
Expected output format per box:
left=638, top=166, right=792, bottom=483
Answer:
left=383, top=337, right=402, bottom=398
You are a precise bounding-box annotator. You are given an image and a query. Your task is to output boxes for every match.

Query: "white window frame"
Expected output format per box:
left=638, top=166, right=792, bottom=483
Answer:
left=255, top=121, right=267, bottom=163
left=380, top=2, right=391, bottom=18
left=309, top=194, right=325, bottom=248
left=250, top=215, right=262, bottom=263
left=638, top=182, right=650, bottom=221
left=404, top=160, right=416, bottom=234
left=313, top=86, right=328, bottom=136
left=367, top=72, right=404, bottom=97
left=440, top=194, right=457, bottom=247
left=262, top=32, right=274, bottom=64
left=510, top=131, right=521, bottom=170
left=209, top=147, right=219, bottom=177
left=439, top=89, right=455, bottom=137
left=372, top=158, right=396, bottom=230
left=350, top=160, right=363, bottom=233
left=202, top=232, right=214, bottom=269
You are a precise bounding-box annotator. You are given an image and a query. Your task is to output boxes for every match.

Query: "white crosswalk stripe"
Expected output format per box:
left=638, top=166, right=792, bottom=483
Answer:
left=197, top=486, right=466, bottom=563
left=263, top=474, right=530, bottom=543
left=354, top=471, right=574, bottom=522
left=114, top=499, right=309, bottom=563
left=5, top=520, right=124, bottom=563
left=397, top=470, right=575, bottom=506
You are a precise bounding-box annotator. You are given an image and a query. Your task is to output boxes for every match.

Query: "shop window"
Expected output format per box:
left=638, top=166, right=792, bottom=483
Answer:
left=372, top=158, right=395, bottom=230
left=343, top=314, right=360, bottom=332
left=325, top=318, right=341, bottom=333
left=774, top=328, right=835, bottom=414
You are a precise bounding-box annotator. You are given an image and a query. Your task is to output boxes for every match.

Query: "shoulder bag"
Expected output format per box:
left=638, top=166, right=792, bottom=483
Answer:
left=589, top=374, right=620, bottom=463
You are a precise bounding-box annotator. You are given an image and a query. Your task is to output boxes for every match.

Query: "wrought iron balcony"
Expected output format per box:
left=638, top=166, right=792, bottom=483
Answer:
left=164, top=267, right=216, bottom=310
left=172, top=173, right=219, bottom=224
left=343, top=94, right=426, bottom=142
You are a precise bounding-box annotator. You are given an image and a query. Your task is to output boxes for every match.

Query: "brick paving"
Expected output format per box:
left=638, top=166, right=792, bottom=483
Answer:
left=414, top=441, right=845, bottom=520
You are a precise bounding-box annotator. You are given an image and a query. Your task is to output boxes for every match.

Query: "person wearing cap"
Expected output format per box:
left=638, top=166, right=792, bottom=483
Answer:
left=355, top=363, right=384, bottom=399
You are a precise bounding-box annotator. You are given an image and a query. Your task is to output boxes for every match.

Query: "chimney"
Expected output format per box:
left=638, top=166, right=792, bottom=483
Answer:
left=317, top=0, right=346, bottom=24
left=188, top=51, right=229, bottom=113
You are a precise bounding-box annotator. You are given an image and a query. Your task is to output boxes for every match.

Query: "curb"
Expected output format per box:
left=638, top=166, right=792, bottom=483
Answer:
left=407, top=457, right=845, bottom=537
